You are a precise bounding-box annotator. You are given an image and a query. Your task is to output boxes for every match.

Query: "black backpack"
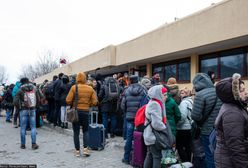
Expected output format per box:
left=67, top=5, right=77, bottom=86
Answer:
left=104, top=77, right=120, bottom=101
left=44, top=82, right=54, bottom=99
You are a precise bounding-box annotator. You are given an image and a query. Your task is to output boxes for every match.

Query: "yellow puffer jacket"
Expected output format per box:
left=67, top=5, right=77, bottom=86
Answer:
left=66, top=72, right=98, bottom=111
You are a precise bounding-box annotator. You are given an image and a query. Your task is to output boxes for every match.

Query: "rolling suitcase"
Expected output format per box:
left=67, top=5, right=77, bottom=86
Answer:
left=88, top=110, right=105, bottom=150
left=130, top=131, right=147, bottom=168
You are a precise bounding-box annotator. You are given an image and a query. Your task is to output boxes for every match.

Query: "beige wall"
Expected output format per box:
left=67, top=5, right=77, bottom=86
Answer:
left=115, top=0, right=248, bottom=65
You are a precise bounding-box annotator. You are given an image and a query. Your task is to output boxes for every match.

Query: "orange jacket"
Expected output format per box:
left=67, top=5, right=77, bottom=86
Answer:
left=66, top=72, right=98, bottom=111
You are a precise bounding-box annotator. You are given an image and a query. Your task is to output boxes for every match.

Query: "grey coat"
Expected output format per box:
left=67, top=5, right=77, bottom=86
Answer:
left=143, top=85, right=166, bottom=146
left=192, top=73, right=222, bottom=135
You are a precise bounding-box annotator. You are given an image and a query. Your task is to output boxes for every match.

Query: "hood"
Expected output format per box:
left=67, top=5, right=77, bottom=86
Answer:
left=21, top=83, right=35, bottom=92
left=76, top=72, right=86, bottom=84
left=216, top=73, right=242, bottom=104
left=62, top=75, right=69, bottom=84
left=148, top=85, right=164, bottom=102
left=129, top=83, right=144, bottom=96
left=15, top=81, right=21, bottom=88
left=193, top=73, right=214, bottom=92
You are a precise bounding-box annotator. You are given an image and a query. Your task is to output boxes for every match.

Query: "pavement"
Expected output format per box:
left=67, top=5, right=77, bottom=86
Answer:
left=0, top=113, right=132, bottom=168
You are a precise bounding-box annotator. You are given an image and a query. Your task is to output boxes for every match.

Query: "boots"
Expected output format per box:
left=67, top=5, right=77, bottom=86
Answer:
left=61, top=122, right=64, bottom=128
left=64, top=122, right=68, bottom=129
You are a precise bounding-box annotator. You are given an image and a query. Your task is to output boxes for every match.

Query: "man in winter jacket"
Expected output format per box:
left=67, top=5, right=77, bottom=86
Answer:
left=14, top=77, right=40, bottom=150
left=192, top=73, right=222, bottom=168
left=121, top=75, right=146, bottom=164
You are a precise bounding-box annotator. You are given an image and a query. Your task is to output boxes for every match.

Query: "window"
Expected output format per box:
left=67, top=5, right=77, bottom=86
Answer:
left=200, top=57, right=218, bottom=78
left=152, top=58, right=190, bottom=83
left=178, top=62, right=191, bottom=81
left=200, top=47, right=246, bottom=79
left=153, top=66, right=164, bottom=82
left=165, top=64, right=176, bottom=82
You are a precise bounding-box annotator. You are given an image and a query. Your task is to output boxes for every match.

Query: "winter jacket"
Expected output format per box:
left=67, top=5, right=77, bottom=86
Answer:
left=165, top=94, right=181, bottom=136
left=215, top=75, right=248, bottom=168
left=191, top=73, right=222, bottom=135
left=59, top=83, right=71, bottom=106
left=66, top=72, right=98, bottom=111
left=121, top=83, right=146, bottom=121
left=177, top=96, right=193, bottom=130
left=143, top=85, right=166, bottom=146
left=12, top=81, right=21, bottom=98
left=14, top=83, right=40, bottom=110
left=54, top=79, right=62, bottom=101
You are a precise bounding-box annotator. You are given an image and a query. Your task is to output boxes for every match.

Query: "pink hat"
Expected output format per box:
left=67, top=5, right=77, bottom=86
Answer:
left=161, top=87, right=167, bottom=94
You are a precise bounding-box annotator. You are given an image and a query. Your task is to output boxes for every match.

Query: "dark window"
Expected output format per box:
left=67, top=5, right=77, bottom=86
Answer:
left=165, top=64, right=176, bottom=82
left=200, top=47, right=246, bottom=80
left=178, top=62, right=191, bottom=81
left=200, top=57, right=218, bottom=78
left=152, top=58, right=190, bottom=83
left=153, top=66, right=164, bottom=82
left=139, top=65, right=147, bottom=77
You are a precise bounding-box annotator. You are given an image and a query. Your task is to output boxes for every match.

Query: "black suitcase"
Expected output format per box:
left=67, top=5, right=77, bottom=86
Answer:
left=88, top=110, right=105, bottom=150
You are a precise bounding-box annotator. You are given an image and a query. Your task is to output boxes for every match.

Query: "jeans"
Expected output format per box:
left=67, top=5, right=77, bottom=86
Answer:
left=123, top=121, right=134, bottom=161
left=144, top=145, right=162, bottom=168
left=72, top=111, right=89, bottom=150
left=102, top=112, right=117, bottom=135
left=201, top=134, right=215, bottom=168
left=60, top=106, right=69, bottom=123
left=20, top=109, right=37, bottom=145
left=6, top=108, right=12, bottom=121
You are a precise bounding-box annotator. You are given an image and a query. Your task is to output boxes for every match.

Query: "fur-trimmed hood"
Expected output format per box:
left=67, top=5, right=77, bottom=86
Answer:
left=216, top=73, right=242, bottom=104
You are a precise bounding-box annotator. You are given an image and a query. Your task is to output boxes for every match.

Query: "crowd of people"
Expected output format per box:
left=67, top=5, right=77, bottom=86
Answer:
left=0, top=70, right=248, bottom=168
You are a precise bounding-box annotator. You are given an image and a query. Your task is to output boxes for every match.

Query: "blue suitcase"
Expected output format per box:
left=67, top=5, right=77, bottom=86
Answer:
left=88, top=110, right=105, bottom=150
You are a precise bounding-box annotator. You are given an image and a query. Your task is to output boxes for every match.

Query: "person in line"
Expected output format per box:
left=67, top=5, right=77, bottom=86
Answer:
left=176, top=87, right=193, bottom=162
left=143, top=85, right=167, bottom=168
left=191, top=73, right=222, bottom=168
left=215, top=73, right=248, bottom=168
left=66, top=72, right=98, bottom=157
left=121, top=75, right=146, bottom=164
left=14, top=77, right=40, bottom=150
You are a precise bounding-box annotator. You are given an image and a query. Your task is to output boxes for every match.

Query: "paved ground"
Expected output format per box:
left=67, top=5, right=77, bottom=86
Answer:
left=0, top=115, right=132, bottom=168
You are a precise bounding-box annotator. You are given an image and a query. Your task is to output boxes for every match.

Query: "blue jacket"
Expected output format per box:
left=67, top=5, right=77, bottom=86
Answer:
left=12, top=81, right=21, bottom=98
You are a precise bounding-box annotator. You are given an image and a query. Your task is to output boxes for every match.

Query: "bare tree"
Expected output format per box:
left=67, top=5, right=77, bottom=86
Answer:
left=0, top=65, right=7, bottom=84
left=19, top=50, right=60, bottom=80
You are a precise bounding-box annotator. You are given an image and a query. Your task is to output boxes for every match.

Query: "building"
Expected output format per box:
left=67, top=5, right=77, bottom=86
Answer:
left=34, top=0, right=248, bottom=88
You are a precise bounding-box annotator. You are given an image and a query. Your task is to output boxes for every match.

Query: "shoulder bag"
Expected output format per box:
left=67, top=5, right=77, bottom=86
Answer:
left=67, top=85, right=79, bottom=123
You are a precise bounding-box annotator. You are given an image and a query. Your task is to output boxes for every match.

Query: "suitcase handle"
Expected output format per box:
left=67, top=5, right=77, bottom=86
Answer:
left=90, top=111, right=98, bottom=125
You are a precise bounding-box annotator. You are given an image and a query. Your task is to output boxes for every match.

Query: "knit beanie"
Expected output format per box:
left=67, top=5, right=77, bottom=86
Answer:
left=167, top=77, right=177, bottom=85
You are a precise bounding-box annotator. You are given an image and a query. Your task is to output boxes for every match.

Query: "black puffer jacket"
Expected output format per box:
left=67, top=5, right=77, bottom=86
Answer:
left=215, top=75, right=248, bottom=168
left=121, top=83, right=145, bottom=121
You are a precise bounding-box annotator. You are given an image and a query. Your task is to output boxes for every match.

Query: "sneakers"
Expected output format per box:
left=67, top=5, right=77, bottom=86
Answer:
left=20, top=144, right=26, bottom=149
left=83, top=148, right=90, bottom=157
left=32, top=143, right=39, bottom=150
left=75, top=150, right=80, bottom=157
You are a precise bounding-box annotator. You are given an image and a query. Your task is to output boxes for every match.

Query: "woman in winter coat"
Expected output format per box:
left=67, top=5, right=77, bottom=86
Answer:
left=66, top=72, right=98, bottom=157
left=143, top=85, right=167, bottom=168
left=176, top=87, right=193, bottom=162
left=215, top=73, right=248, bottom=168
left=165, top=93, right=181, bottom=136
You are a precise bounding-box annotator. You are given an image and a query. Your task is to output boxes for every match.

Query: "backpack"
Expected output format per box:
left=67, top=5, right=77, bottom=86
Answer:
left=43, top=82, right=54, bottom=99
left=23, top=89, right=37, bottom=108
left=104, top=77, right=119, bottom=101
left=135, top=99, right=163, bottom=132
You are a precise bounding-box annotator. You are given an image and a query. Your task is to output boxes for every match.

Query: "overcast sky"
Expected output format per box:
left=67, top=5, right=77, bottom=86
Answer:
left=0, top=0, right=223, bottom=84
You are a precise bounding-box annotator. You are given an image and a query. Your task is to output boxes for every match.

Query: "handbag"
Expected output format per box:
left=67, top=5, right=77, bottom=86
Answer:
left=152, top=121, right=175, bottom=150
left=67, top=85, right=79, bottom=123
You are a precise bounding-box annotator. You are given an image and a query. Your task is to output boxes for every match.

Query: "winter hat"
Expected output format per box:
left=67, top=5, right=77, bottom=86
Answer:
left=161, top=87, right=167, bottom=94
left=216, top=73, right=242, bottom=103
left=140, top=78, right=151, bottom=89
left=129, top=75, right=139, bottom=84
left=167, top=77, right=177, bottom=85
